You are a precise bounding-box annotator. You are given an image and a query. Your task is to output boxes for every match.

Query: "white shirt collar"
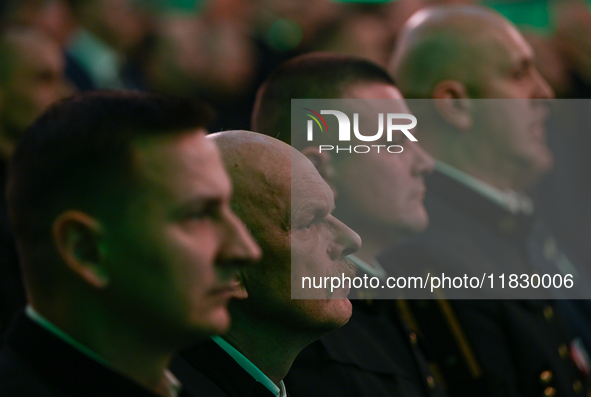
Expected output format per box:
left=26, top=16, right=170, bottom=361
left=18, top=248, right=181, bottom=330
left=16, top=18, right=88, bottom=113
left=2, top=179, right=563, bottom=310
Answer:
left=435, top=161, right=534, bottom=215
left=348, top=255, right=388, bottom=280
left=211, top=336, right=287, bottom=397
left=26, top=305, right=182, bottom=397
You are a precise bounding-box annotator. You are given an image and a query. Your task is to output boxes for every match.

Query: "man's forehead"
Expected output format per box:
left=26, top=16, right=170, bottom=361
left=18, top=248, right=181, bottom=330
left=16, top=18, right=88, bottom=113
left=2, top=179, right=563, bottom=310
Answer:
left=210, top=132, right=294, bottom=229
left=132, top=129, right=231, bottom=193
left=475, top=19, right=533, bottom=70
left=133, top=128, right=210, bottom=158
left=291, top=151, right=334, bottom=205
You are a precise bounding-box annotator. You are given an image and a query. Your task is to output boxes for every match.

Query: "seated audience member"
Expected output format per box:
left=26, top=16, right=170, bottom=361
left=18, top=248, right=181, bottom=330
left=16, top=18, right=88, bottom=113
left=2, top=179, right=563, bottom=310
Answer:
left=64, top=0, right=149, bottom=90
left=251, top=52, right=446, bottom=397
left=0, top=25, right=71, bottom=343
left=0, top=91, right=261, bottom=396
left=175, top=130, right=361, bottom=397
left=382, top=5, right=591, bottom=396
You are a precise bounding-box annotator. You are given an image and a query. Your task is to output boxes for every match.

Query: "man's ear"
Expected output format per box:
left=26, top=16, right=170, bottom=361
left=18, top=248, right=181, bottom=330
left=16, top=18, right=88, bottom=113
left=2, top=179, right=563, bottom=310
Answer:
left=301, top=146, right=334, bottom=182
left=432, top=80, right=473, bottom=131
left=52, top=210, right=109, bottom=289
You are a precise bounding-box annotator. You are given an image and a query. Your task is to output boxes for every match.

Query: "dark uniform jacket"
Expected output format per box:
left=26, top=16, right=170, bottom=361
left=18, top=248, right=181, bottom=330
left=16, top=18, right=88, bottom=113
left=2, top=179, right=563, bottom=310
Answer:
left=379, top=170, right=590, bottom=397
left=285, top=299, right=447, bottom=397
left=0, top=312, right=191, bottom=397
left=176, top=339, right=278, bottom=397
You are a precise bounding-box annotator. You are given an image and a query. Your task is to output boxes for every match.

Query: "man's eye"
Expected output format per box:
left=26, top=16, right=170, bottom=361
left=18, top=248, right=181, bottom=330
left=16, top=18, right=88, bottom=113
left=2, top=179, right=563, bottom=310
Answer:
left=511, top=68, right=528, bottom=80
left=186, top=211, right=207, bottom=220
left=302, top=217, right=320, bottom=229
left=184, top=206, right=216, bottom=221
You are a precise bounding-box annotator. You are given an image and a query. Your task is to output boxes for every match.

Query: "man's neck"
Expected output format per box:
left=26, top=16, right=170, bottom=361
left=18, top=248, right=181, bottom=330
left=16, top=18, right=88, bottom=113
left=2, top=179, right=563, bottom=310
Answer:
left=430, top=142, right=520, bottom=191
left=224, top=318, right=315, bottom=388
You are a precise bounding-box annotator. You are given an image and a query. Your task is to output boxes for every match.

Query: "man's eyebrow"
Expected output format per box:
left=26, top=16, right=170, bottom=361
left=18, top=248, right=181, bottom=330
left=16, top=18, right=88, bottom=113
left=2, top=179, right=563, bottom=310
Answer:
left=514, top=56, right=533, bottom=70
left=172, top=196, right=223, bottom=216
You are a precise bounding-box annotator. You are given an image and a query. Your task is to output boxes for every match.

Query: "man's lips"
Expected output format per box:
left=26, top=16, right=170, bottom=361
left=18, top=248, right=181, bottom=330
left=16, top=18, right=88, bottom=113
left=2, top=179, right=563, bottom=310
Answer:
left=209, top=279, right=242, bottom=296
left=530, top=123, right=546, bottom=141
left=411, top=185, right=426, bottom=201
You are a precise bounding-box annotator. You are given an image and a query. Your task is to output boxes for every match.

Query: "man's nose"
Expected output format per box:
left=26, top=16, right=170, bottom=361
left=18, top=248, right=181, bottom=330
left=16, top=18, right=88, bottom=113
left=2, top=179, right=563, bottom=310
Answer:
left=220, top=210, right=262, bottom=265
left=328, top=215, right=362, bottom=260
left=532, top=68, right=555, bottom=99
left=412, top=143, right=435, bottom=176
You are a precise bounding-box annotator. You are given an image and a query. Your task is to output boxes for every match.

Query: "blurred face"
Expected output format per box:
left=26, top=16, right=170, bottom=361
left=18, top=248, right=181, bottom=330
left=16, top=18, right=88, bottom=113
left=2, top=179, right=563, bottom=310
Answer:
left=469, top=21, right=555, bottom=187
left=335, top=83, right=434, bottom=235
left=81, top=0, right=148, bottom=51
left=0, top=34, right=70, bottom=137
left=105, top=131, right=261, bottom=343
left=238, top=150, right=360, bottom=333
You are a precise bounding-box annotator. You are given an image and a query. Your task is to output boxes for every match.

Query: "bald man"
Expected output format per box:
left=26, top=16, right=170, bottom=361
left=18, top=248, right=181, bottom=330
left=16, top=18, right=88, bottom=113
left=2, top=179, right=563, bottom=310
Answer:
left=380, top=5, right=590, bottom=397
left=175, top=131, right=361, bottom=397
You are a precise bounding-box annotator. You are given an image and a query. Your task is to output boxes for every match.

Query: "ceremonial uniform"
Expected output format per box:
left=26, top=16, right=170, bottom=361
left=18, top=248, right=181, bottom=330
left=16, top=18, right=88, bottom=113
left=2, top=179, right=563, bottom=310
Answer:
left=285, top=299, right=447, bottom=397
left=379, top=167, right=590, bottom=397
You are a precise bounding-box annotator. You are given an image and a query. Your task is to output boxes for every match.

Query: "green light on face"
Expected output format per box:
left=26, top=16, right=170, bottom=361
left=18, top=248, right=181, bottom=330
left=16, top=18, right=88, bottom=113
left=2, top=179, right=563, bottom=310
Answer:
left=267, top=19, right=303, bottom=52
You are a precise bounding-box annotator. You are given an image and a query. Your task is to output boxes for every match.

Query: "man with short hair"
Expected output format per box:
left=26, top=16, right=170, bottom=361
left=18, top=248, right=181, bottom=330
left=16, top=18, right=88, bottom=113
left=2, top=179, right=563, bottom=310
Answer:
left=176, top=130, right=361, bottom=397
left=382, top=5, right=590, bottom=396
left=251, top=52, right=444, bottom=397
left=0, top=91, right=261, bottom=396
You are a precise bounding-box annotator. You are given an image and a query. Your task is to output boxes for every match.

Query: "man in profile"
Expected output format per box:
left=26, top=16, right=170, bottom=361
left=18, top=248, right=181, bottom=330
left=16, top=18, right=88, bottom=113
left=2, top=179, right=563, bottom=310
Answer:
left=251, top=52, right=444, bottom=397
left=0, top=91, right=261, bottom=396
left=176, top=130, right=361, bottom=397
left=383, top=5, right=589, bottom=396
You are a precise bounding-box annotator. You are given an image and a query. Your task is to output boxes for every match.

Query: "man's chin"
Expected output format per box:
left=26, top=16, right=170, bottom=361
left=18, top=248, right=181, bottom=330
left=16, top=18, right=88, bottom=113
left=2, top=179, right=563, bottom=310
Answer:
left=191, top=306, right=232, bottom=337
left=398, top=209, right=429, bottom=236
left=328, top=298, right=353, bottom=327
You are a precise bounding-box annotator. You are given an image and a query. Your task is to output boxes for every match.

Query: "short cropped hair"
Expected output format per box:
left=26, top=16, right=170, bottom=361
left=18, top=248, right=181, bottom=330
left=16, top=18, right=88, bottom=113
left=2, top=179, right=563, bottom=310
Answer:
left=252, top=52, right=394, bottom=146
left=8, top=90, right=214, bottom=247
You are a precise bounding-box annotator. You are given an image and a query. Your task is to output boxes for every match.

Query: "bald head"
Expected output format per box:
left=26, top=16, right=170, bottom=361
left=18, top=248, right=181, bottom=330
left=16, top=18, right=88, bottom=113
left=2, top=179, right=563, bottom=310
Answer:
left=390, top=5, right=526, bottom=98
left=207, top=130, right=295, bottom=240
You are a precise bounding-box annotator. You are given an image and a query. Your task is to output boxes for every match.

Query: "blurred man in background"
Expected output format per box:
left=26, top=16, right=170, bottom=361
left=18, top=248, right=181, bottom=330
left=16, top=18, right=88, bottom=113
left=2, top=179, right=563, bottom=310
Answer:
left=383, top=5, right=590, bottom=396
